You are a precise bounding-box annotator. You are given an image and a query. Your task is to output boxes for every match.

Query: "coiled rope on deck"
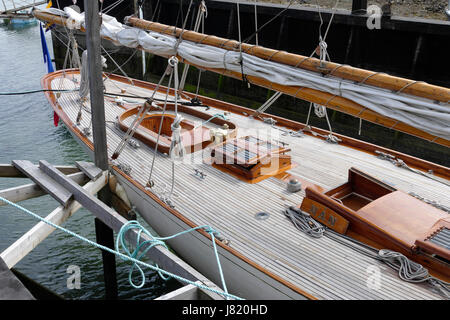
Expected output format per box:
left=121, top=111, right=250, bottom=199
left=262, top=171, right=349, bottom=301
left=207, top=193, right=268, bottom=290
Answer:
left=284, top=205, right=450, bottom=298
left=324, top=229, right=450, bottom=298
left=0, top=195, right=242, bottom=300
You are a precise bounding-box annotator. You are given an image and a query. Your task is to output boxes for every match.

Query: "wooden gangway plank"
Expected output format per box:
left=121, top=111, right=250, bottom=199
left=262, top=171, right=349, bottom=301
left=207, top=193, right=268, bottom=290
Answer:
left=12, top=160, right=73, bottom=208
left=0, top=163, right=79, bottom=178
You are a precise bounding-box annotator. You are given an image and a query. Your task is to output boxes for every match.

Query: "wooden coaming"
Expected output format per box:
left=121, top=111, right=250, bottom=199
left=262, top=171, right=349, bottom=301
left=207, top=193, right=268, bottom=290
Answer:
left=303, top=168, right=450, bottom=280
left=118, top=104, right=237, bottom=154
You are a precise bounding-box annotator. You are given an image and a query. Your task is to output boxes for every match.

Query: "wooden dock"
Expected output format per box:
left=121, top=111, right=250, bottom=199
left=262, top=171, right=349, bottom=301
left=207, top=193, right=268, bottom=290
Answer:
left=0, top=161, right=227, bottom=300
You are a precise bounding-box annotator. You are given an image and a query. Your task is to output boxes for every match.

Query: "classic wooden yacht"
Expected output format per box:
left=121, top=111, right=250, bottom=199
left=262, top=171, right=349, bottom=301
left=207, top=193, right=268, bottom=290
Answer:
left=35, top=6, right=449, bottom=300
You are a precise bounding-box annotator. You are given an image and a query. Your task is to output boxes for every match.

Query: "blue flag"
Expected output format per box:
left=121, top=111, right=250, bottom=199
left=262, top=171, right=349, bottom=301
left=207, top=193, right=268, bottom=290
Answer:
left=39, top=23, right=54, bottom=73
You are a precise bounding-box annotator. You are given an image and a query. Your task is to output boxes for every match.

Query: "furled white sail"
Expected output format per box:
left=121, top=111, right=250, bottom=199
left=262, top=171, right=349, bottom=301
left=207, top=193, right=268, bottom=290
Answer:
left=37, top=7, right=450, bottom=141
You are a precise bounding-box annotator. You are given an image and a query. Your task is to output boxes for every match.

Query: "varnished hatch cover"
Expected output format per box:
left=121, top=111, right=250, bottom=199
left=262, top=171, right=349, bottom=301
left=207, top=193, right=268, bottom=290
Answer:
left=301, top=167, right=450, bottom=277
left=210, top=136, right=294, bottom=183
left=356, top=191, right=449, bottom=254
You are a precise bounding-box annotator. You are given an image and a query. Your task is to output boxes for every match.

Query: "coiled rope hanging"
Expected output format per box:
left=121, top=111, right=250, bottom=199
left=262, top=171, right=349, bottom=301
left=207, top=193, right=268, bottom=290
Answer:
left=116, top=220, right=230, bottom=297
left=167, top=56, right=186, bottom=163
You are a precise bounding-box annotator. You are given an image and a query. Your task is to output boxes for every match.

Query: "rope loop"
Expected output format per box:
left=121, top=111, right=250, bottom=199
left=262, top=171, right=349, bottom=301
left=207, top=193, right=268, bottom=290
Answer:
left=169, top=114, right=186, bottom=162
left=313, top=103, right=327, bottom=118
left=168, top=55, right=179, bottom=67
left=116, top=220, right=171, bottom=287
left=377, top=249, right=430, bottom=283
left=200, top=0, right=208, bottom=16
left=319, top=38, right=328, bottom=62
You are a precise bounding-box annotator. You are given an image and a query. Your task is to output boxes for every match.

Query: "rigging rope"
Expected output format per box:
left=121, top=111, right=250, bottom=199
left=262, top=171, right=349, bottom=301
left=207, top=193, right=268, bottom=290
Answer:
left=147, top=63, right=175, bottom=188
left=179, top=0, right=207, bottom=92
left=297, top=0, right=340, bottom=142
left=111, top=56, right=176, bottom=161
left=236, top=1, right=249, bottom=87
left=253, top=91, right=283, bottom=117
left=253, top=0, right=259, bottom=46
left=242, top=0, right=296, bottom=44
left=167, top=57, right=186, bottom=198
left=375, top=150, right=450, bottom=188
left=0, top=89, right=77, bottom=95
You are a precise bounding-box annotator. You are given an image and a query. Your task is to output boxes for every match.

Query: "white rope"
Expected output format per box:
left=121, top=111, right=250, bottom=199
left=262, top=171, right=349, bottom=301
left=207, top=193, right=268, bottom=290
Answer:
left=236, top=1, right=247, bottom=85
left=169, top=114, right=186, bottom=162
left=101, top=45, right=134, bottom=85
left=324, top=230, right=450, bottom=298
left=284, top=206, right=325, bottom=238
left=313, top=103, right=327, bottom=118
left=254, top=91, right=283, bottom=116
left=147, top=66, right=174, bottom=187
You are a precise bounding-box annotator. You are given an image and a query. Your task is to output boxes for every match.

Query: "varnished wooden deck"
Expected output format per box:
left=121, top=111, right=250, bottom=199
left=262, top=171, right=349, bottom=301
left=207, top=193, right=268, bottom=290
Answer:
left=49, top=72, right=449, bottom=299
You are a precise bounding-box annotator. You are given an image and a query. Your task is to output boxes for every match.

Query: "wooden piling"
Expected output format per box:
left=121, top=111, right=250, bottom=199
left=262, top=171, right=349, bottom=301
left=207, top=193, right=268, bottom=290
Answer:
left=84, top=0, right=118, bottom=300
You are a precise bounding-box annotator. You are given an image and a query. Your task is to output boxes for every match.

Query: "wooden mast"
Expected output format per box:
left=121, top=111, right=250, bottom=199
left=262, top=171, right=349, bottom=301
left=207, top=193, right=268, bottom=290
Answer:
left=32, top=9, right=450, bottom=148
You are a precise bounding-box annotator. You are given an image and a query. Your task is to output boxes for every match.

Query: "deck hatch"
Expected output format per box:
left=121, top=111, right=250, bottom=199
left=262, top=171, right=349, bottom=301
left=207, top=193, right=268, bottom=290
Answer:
left=210, top=135, right=293, bottom=183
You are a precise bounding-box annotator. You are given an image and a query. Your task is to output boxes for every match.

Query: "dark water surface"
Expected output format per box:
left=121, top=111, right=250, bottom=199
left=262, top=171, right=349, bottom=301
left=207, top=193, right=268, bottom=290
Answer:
left=0, top=23, right=178, bottom=300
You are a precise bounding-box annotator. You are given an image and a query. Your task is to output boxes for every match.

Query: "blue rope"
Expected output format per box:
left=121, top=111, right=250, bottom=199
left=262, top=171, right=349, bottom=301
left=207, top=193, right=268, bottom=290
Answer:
left=0, top=196, right=243, bottom=300
left=116, top=220, right=228, bottom=295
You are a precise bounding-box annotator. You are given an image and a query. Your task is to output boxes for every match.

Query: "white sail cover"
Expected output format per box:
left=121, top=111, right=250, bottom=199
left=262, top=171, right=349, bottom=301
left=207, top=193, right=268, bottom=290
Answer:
left=1, top=0, right=46, bottom=13
left=43, top=8, right=450, bottom=141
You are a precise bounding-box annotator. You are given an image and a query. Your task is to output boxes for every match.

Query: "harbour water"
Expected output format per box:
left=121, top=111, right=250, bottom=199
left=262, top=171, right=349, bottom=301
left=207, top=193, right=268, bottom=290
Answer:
left=0, top=23, right=179, bottom=299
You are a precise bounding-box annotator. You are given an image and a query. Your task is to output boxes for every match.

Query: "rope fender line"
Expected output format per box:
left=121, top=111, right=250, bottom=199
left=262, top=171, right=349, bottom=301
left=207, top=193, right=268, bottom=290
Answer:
left=0, top=195, right=242, bottom=300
